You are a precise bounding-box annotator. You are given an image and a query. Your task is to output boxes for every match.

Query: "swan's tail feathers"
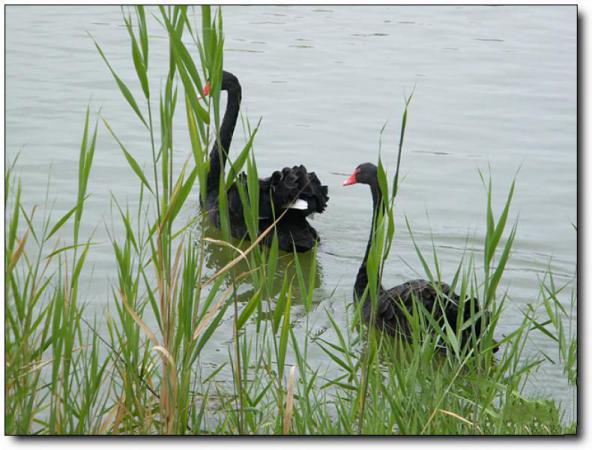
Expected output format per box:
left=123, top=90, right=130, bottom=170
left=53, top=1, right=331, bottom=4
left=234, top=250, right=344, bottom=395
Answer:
left=264, top=165, right=329, bottom=216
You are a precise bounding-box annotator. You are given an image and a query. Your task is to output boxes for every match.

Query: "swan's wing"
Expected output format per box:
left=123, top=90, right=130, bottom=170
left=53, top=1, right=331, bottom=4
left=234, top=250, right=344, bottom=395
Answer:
left=377, top=280, right=455, bottom=336
left=294, top=166, right=329, bottom=214
left=259, top=165, right=329, bottom=218
left=384, top=280, right=492, bottom=349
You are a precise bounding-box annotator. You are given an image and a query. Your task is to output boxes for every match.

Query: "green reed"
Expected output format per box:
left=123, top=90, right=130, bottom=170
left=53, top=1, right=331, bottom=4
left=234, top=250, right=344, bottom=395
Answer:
left=4, top=5, right=576, bottom=435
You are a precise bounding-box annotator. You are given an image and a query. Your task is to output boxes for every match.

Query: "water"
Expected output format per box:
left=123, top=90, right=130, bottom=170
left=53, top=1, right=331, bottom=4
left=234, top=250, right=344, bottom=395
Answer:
left=6, top=5, right=577, bottom=421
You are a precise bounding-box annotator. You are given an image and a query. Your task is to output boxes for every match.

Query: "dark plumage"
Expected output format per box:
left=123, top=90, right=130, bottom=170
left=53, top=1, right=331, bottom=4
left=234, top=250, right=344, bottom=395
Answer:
left=203, top=71, right=329, bottom=252
left=343, top=162, right=497, bottom=352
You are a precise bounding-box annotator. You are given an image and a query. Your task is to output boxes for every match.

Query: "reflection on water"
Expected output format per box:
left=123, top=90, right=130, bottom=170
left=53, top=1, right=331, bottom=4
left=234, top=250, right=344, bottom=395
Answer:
left=199, top=219, right=324, bottom=307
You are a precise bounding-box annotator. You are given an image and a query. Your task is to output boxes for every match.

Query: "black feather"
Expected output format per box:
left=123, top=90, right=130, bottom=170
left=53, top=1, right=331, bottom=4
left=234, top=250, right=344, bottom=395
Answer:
left=203, top=71, right=329, bottom=253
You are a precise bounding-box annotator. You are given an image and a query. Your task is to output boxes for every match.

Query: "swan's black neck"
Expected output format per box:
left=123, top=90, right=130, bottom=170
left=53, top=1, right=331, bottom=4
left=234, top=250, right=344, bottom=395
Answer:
left=354, top=178, right=383, bottom=300
left=207, top=72, right=242, bottom=196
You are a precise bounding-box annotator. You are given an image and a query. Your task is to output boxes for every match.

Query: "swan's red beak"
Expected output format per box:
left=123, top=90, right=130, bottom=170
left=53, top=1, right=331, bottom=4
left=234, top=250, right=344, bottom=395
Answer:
left=203, top=81, right=211, bottom=97
left=342, top=171, right=358, bottom=186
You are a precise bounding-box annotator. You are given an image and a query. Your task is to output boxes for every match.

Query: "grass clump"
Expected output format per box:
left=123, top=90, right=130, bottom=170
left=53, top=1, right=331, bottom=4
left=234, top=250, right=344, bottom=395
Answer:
left=4, top=5, right=576, bottom=435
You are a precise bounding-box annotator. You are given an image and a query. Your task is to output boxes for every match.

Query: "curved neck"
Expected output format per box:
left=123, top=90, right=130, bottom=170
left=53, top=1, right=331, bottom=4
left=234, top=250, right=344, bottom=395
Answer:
left=207, top=81, right=242, bottom=194
left=354, top=179, right=383, bottom=299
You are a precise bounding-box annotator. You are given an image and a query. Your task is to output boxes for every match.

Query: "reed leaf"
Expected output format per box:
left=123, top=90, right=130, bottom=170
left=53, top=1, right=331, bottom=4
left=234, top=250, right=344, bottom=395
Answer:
left=103, top=118, right=154, bottom=195
left=92, top=37, right=148, bottom=128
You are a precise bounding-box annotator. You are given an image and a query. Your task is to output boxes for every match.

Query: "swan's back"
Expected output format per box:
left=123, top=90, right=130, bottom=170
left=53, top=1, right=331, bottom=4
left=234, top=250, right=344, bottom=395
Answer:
left=362, top=279, right=490, bottom=349
left=206, top=165, right=328, bottom=252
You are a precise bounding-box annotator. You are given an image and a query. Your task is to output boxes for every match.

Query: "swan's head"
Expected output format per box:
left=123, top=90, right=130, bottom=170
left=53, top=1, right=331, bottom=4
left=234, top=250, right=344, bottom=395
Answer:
left=342, top=163, right=377, bottom=186
left=203, top=70, right=241, bottom=98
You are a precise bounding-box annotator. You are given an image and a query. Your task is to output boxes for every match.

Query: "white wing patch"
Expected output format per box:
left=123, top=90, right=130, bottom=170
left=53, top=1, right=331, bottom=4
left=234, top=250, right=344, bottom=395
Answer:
left=287, top=199, right=308, bottom=210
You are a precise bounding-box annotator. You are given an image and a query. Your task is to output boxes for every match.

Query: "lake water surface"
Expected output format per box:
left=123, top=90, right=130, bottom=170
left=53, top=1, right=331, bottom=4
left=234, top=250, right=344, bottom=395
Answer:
left=5, top=5, right=577, bottom=420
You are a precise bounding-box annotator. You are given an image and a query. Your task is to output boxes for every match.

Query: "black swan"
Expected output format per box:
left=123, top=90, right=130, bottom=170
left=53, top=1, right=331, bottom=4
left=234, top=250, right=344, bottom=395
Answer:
left=203, top=71, right=329, bottom=252
left=343, top=162, right=497, bottom=352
